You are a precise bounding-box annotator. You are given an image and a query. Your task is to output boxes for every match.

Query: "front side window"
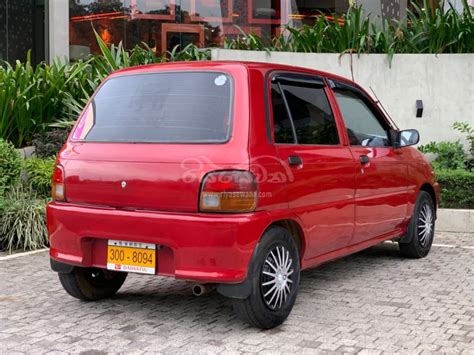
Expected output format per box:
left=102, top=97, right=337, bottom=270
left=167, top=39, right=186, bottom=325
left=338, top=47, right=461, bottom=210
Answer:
left=334, top=90, right=390, bottom=147
left=73, top=72, right=233, bottom=143
left=270, top=78, right=339, bottom=145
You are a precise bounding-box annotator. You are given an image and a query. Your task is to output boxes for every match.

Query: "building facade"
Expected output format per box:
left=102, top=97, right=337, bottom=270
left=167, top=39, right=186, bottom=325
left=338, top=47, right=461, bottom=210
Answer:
left=0, top=0, right=47, bottom=64
left=67, top=0, right=353, bottom=60
left=1, top=0, right=471, bottom=64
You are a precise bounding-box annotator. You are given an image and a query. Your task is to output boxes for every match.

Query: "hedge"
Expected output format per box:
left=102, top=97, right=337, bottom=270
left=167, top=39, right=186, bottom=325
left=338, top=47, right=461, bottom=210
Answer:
left=437, top=169, right=474, bottom=209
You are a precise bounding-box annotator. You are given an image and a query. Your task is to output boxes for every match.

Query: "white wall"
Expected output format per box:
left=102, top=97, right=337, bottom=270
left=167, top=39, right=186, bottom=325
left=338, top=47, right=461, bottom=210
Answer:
left=212, top=49, right=474, bottom=147
left=445, top=0, right=472, bottom=12
left=48, top=0, right=69, bottom=62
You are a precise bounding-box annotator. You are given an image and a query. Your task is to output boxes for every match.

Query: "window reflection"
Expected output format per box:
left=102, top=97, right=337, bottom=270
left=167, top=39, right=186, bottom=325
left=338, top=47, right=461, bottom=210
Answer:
left=188, top=0, right=233, bottom=22
left=68, top=0, right=348, bottom=59
left=69, top=0, right=128, bottom=58
left=130, top=0, right=175, bottom=20
left=249, top=0, right=284, bottom=24
left=161, top=23, right=205, bottom=52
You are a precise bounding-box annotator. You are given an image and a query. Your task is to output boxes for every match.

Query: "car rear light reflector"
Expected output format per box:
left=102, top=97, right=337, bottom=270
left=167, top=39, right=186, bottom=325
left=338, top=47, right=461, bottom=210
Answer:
left=200, top=171, right=257, bottom=212
left=52, top=165, right=66, bottom=201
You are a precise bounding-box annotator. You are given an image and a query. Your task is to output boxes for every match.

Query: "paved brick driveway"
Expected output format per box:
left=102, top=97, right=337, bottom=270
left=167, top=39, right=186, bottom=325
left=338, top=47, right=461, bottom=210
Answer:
left=1, top=232, right=473, bottom=354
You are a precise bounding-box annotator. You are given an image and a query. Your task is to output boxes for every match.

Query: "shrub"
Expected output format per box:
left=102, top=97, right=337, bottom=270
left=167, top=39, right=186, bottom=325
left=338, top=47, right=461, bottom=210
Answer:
left=0, top=35, right=210, bottom=147
left=0, top=139, right=22, bottom=189
left=23, top=157, right=55, bottom=197
left=225, top=0, right=474, bottom=60
left=0, top=183, right=6, bottom=212
left=436, top=169, right=474, bottom=209
left=418, top=141, right=466, bottom=170
left=31, top=129, right=69, bottom=158
left=0, top=140, right=52, bottom=252
left=453, top=121, right=474, bottom=157
left=0, top=54, right=97, bottom=147
left=399, top=0, right=474, bottom=55
left=0, top=186, right=49, bottom=252
left=89, top=28, right=210, bottom=78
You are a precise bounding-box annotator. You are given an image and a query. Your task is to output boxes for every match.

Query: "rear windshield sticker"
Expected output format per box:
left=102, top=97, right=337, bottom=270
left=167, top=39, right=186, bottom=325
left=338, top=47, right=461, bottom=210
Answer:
left=214, top=75, right=227, bottom=86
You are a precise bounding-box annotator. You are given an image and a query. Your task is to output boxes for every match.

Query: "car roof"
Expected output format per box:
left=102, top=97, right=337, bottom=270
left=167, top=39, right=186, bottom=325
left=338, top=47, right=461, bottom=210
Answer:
left=110, top=60, right=358, bottom=87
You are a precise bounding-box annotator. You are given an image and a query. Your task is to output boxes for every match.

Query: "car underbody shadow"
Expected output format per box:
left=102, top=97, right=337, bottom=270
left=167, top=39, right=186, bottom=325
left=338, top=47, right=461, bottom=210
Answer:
left=299, top=241, right=403, bottom=287
left=99, top=241, right=404, bottom=328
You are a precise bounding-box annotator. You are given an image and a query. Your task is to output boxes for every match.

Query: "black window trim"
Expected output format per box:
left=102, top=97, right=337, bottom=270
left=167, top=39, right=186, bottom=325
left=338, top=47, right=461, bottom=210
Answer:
left=268, top=71, right=342, bottom=147
left=265, top=70, right=326, bottom=144
left=273, top=73, right=326, bottom=88
left=276, top=81, right=298, bottom=144
left=71, top=70, right=235, bottom=145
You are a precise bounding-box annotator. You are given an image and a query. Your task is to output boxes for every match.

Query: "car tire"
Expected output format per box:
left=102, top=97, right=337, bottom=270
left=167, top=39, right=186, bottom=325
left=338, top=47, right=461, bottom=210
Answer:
left=399, top=191, right=435, bottom=259
left=232, top=226, right=300, bottom=329
left=58, top=267, right=127, bottom=301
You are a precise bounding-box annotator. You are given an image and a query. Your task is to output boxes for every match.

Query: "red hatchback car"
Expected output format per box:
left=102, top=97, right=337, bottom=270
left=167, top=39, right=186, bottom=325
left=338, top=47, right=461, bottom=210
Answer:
left=48, top=61, right=439, bottom=329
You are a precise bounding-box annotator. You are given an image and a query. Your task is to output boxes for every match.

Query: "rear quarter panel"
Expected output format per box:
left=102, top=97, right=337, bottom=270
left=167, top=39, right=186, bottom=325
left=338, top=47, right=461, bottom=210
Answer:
left=247, top=67, right=292, bottom=213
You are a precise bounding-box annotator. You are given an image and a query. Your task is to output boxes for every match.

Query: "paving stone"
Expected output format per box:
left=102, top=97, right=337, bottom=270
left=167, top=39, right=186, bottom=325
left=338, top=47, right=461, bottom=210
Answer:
left=0, top=232, right=472, bottom=353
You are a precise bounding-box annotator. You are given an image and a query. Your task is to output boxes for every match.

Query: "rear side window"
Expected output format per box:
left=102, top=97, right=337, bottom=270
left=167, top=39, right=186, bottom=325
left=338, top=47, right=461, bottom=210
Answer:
left=271, top=83, right=295, bottom=144
left=270, top=77, right=339, bottom=145
left=281, top=84, right=339, bottom=145
left=73, top=72, right=233, bottom=143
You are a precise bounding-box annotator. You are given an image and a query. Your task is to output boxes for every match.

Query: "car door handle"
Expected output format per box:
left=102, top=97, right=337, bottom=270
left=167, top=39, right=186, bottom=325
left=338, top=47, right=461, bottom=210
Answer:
left=359, top=155, right=370, bottom=164
left=288, top=155, right=303, bottom=166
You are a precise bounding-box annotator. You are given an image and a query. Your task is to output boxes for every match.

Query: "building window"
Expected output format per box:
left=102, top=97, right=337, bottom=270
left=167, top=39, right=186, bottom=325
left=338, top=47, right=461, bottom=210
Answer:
left=248, top=0, right=286, bottom=24
left=68, top=0, right=348, bottom=60
left=130, top=0, right=175, bottom=20
left=161, top=23, right=204, bottom=52
left=189, top=0, right=233, bottom=23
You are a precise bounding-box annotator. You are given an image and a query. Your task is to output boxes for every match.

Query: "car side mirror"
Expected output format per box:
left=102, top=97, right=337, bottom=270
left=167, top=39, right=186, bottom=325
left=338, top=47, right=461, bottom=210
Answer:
left=395, top=129, right=420, bottom=148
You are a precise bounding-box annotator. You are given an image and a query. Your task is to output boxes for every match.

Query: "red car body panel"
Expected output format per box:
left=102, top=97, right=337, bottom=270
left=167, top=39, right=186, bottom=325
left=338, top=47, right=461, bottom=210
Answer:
left=48, top=203, right=271, bottom=282
left=47, top=61, right=440, bottom=284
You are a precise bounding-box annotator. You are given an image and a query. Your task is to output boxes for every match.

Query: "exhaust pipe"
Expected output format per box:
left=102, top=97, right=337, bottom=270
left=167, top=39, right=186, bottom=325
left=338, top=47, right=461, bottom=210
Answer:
left=192, top=283, right=215, bottom=297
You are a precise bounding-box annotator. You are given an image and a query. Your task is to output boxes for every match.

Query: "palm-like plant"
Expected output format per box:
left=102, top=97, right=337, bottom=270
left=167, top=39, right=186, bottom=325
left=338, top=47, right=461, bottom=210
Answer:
left=225, top=0, right=474, bottom=56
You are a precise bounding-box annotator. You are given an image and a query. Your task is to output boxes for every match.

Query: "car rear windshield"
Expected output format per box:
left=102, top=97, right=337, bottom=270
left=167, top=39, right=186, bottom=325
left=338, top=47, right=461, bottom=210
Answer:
left=73, top=71, right=233, bottom=143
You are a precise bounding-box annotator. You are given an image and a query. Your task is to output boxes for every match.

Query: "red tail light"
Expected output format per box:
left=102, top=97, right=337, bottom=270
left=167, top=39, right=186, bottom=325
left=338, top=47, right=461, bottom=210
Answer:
left=52, top=165, right=66, bottom=201
left=199, top=171, right=257, bottom=212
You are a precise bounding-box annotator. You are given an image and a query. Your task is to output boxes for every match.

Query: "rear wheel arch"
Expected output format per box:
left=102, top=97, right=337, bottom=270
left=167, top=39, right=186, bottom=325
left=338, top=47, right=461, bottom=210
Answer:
left=267, top=219, right=306, bottom=261
left=216, top=219, right=305, bottom=299
left=231, top=225, right=301, bottom=328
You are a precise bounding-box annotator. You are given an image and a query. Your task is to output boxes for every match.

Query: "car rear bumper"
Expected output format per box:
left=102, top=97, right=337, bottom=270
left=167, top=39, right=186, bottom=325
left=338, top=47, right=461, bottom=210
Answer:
left=47, top=202, right=271, bottom=283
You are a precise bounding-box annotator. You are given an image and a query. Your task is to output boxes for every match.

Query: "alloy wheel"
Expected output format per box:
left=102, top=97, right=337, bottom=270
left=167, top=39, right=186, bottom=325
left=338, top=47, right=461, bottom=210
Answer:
left=418, top=203, right=434, bottom=247
left=260, top=245, right=294, bottom=311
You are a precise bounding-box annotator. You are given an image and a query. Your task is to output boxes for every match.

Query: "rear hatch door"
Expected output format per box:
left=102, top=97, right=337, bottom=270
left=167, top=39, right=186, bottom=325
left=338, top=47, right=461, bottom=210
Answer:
left=61, top=67, right=249, bottom=213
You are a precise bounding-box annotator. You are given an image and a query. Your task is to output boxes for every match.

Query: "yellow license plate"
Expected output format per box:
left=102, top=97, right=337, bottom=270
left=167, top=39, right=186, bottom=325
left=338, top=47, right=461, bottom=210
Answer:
left=107, top=240, right=156, bottom=274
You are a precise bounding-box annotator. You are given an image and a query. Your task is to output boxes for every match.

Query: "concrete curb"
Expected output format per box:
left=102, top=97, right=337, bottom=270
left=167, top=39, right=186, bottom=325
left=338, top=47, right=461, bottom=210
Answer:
left=16, top=146, right=35, bottom=159
left=437, top=208, right=474, bottom=233
left=0, top=248, right=48, bottom=261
